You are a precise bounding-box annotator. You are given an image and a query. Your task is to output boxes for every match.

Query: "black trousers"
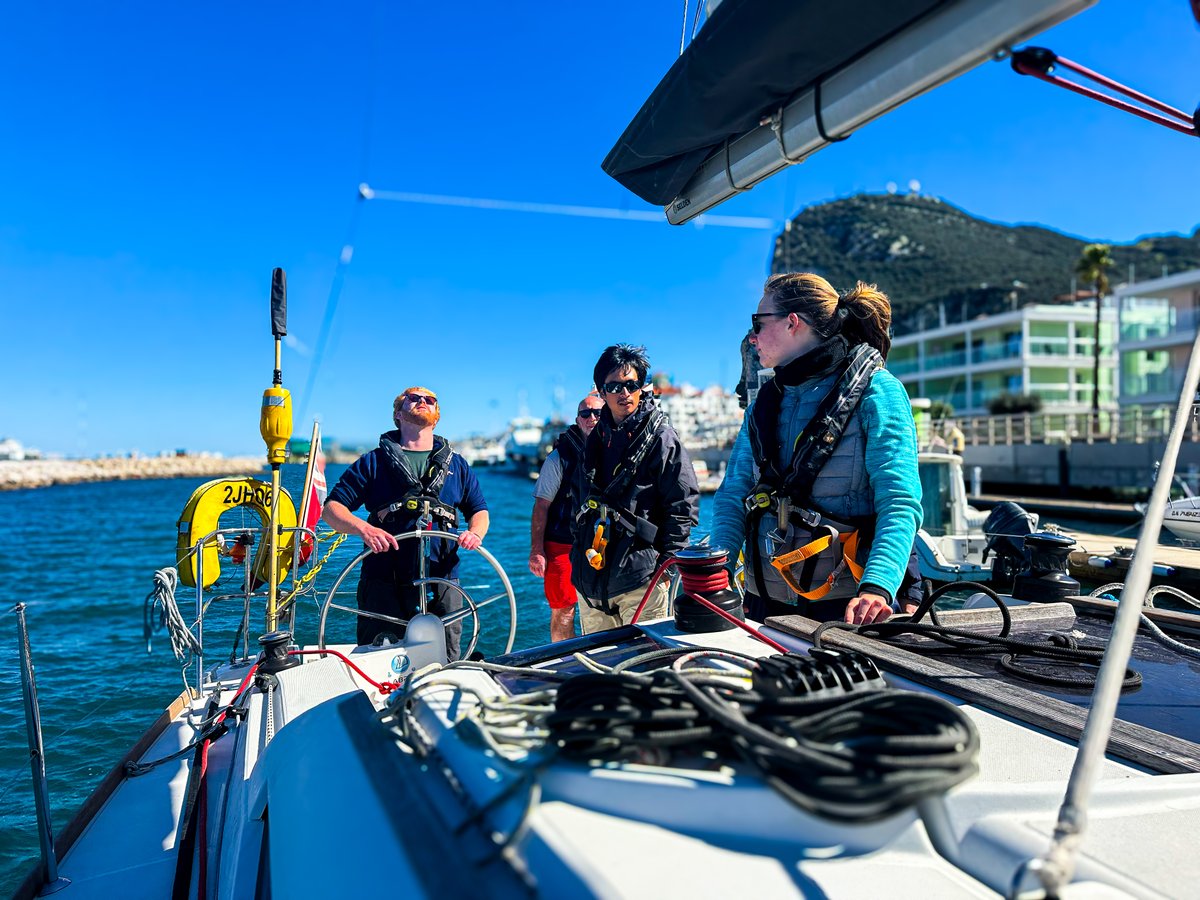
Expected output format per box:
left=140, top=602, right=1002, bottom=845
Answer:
left=356, top=576, right=464, bottom=660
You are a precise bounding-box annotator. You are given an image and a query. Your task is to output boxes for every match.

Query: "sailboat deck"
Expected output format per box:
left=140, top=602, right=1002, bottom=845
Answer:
left=41, top=614, right=1200, bottom=899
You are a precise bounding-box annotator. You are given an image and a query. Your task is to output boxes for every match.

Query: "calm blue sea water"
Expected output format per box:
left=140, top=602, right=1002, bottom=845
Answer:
left=0, top=465, right=715, bottom=892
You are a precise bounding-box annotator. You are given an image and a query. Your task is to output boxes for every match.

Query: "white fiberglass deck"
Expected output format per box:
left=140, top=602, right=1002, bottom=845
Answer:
left=48, top=616, right=1200, bottom=899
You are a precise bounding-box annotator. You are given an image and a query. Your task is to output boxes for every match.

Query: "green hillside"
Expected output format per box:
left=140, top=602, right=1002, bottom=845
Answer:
left=770, top=194, right=1200, bottom=334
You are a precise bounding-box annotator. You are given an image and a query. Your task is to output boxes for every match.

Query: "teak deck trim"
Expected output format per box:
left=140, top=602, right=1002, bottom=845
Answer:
left=764, top=614, right=1200, bottom=775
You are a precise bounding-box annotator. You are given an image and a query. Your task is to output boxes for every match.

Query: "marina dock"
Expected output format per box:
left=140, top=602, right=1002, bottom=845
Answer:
left=1064, top=528, right=1200, bottom=596
left=973, top=493, right=1140, bottom=524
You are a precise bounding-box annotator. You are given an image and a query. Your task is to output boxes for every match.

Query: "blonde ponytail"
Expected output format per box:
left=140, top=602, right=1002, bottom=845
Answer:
left=764, top=273, right=893, bottom=359
left=837, top=281, right=892, bottom=359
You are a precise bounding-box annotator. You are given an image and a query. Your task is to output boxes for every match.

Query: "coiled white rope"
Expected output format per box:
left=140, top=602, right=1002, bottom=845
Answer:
left=1088, top=583, right=1200, bottom=661
left=1145, top=583, right=1200, bottom=612
left=144, top=567, right=203, bottom=665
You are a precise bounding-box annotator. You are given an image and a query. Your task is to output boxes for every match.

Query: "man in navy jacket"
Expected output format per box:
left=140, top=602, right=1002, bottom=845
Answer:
left=325, top=387, right=489, bottom=656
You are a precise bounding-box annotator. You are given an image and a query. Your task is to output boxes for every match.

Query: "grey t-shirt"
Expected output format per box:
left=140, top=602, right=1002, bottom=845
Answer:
left=533, top=449, right=564, bottom=501
left=403, top=448, right=431, bottom=478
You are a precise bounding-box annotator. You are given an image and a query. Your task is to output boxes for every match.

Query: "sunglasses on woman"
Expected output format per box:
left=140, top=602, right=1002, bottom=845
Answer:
left=404, top=393, right=438, bottom=406
left=602, top=380, right=643, bottom=395
left=750, top=312, right=786, bottom=334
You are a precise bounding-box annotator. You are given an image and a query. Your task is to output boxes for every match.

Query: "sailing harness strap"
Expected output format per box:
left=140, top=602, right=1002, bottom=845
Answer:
left=576, top=404, right=668, bottom=570
left=371, top=434, right=458, bottom=530
left=1011, top=47, right=1198, bottom=139
left=745, top=342, right=883, bottom=602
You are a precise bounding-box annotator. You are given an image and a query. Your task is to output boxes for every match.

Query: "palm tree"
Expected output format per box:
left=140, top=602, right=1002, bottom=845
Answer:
left=1077, top=243, right=1114, bottom=435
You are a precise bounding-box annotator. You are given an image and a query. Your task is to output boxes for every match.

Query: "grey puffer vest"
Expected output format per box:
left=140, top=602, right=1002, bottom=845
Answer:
left=748, top=371, right=873, bottom=602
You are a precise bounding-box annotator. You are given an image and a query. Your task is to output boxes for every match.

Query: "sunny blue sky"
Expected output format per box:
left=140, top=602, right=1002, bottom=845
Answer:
left=2, top=1, right=1197, bottom=456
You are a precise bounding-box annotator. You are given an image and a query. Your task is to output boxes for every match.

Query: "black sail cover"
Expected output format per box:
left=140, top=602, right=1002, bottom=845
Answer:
left=602, top=0, right=949, bottom=206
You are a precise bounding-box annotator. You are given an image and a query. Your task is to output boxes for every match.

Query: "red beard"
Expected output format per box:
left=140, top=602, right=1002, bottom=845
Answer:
left=400, top=407, right=439, bottom=428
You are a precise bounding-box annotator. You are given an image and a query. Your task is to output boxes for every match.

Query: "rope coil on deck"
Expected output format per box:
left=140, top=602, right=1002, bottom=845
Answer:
left=1089, top=583, right=1200, bottom=661
left=387, top=648, right=979, bottom=825
left=816, top=581, right=1144, bottom=692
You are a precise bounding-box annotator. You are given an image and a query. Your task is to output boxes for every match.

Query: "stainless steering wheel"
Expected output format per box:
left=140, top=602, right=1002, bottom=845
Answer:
left=318, top=529, right=518, bottom=658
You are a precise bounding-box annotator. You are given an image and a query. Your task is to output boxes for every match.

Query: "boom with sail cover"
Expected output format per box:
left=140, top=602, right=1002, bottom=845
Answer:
left=602, top=0, right=1095, bottom=223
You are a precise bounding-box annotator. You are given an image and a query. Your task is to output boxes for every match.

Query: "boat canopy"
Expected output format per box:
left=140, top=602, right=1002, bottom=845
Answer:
left=602, top=0, right=1095, bottom=223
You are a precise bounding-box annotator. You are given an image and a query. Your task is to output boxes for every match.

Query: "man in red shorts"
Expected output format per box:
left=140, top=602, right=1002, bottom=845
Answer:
left=529, top=393, right=605, bottom=641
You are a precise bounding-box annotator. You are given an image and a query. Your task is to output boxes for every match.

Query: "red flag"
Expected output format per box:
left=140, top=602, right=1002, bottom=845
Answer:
left=298, top=421, right=326, bottom=564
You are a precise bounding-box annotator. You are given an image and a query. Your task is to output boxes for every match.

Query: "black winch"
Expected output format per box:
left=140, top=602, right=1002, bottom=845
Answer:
left=255, top=630, right=300, bottom=686
left=1011, top=532, right=1080, bottom=602
left=671, top=546, right=745, bottom=633
left=982, top=501, right=1039, bottom=589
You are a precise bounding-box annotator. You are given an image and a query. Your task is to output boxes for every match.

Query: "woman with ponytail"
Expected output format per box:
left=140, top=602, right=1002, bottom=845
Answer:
left=711, top=273, right=922, bottom=626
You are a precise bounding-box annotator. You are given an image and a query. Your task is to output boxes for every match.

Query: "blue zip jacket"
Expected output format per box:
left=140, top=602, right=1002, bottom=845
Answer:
left=710, top=368, right=921, bottom=604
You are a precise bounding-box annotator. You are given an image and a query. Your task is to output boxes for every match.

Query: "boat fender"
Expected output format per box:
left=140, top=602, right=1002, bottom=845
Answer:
left=176, top=477, right=298, bottom=588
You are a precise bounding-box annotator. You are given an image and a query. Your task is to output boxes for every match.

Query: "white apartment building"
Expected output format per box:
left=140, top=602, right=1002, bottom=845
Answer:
left=888, top=301, right=1118, bottom=416
left=1114, top=268, right=1200, bottom=406
left=656, top=382, right=745, bottom=451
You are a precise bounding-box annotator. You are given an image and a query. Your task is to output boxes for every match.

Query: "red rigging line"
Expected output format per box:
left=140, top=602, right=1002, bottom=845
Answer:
left=1011, top=46, right=1198, bottom=138
left=288, top=648, right=401, bottom=694
left=629, top=553, right=790, bottom=653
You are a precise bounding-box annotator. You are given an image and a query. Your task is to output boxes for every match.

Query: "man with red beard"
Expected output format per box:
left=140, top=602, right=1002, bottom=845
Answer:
left=325, top=386, right=489, bottom=658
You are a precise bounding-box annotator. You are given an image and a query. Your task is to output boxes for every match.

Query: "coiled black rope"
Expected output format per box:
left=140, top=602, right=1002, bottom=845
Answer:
left=813, top=581, right=1141, bottom=692
left=546, top=672, right=726, bottom=764
left=545, top=653, right=979, bottom=823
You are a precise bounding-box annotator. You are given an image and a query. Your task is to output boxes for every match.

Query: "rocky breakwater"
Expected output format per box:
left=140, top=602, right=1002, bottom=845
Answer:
left=0, top=456, right=267, bottom=491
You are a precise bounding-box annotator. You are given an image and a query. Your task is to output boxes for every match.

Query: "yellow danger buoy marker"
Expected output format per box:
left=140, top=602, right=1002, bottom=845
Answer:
left=261, top=267, right=293, bottom=631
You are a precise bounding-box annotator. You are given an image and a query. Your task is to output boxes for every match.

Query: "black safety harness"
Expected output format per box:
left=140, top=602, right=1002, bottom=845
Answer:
left=575, top=404, right=667, bottom=550
left=745, top=343, right=883, bottom=602
left=545, top=426, right=587, bottom=544
left=370, top=434, right=459, bottom=532
left=571, top=405, right=667, bottom=609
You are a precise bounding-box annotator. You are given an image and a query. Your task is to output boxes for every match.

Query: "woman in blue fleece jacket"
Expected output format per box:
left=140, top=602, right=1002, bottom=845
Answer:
left=711, top=273, right=922, bottom=627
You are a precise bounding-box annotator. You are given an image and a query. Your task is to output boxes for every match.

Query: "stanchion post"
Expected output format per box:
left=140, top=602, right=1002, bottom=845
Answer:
left=15, top=603, right=70, bottom=894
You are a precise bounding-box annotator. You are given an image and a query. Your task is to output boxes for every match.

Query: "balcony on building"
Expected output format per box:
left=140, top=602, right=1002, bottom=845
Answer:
left=1115, top=268, right=1200, bottom=406
left=890, top=298, right=1117, bottom=417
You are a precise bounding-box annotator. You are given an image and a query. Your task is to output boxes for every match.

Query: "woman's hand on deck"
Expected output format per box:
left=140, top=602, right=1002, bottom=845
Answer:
left=844, top=591, right=892, bottom=625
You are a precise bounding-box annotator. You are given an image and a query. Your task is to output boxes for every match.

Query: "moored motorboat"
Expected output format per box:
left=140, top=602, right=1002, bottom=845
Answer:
left=1159, top=495, right=1200, bottom=542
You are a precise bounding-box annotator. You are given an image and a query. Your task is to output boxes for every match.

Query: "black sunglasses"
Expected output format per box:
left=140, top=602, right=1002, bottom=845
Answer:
left=576, top=408, right=602, bottom=419
left=602, top=380, right=643, bottom=395
left=750, top=312, right=787, bottom=335
left=404, top=392, right=437, bottom=406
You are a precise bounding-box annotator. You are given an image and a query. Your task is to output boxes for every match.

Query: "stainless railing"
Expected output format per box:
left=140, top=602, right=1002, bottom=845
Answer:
left=187, top=524, right=318, bottom=689
left=944, top=403, right=1200, bottom=447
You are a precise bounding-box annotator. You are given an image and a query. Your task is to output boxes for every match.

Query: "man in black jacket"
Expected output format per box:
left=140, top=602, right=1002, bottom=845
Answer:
left=569, top=345, right=700, bottom=633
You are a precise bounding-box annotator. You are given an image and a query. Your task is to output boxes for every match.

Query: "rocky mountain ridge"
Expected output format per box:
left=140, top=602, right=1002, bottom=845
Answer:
left=770, top=194, right=1200, bottom=333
